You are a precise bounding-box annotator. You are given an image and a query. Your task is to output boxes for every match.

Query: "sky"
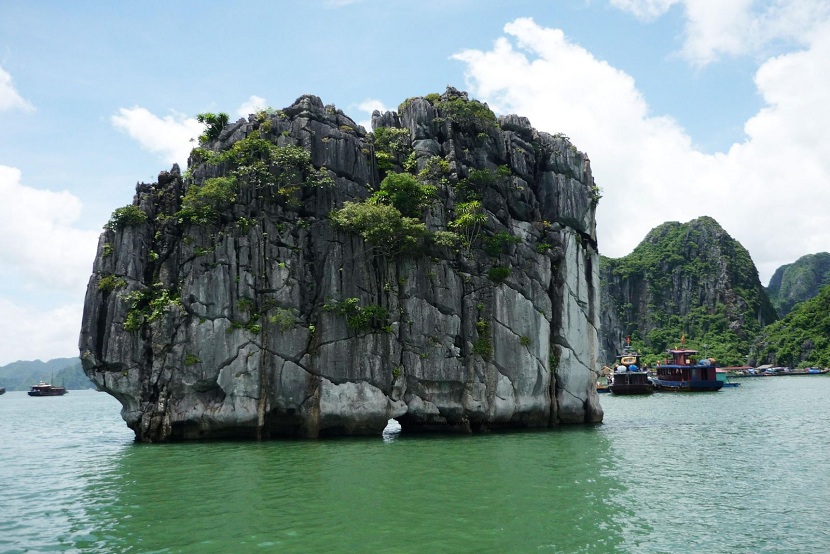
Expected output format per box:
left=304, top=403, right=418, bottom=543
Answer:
left=1, top=0, right=828, bottom=364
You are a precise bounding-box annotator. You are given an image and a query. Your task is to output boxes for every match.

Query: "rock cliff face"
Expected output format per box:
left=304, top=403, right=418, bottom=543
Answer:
left=599, top=216, right=776, bottom=365
left=80, top=88, right=602, bottom=441
left=766, top=252, right=830, bottom=317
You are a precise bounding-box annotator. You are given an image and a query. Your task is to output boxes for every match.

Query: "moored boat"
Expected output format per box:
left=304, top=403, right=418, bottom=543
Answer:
left=716, top=368, right=740, bottom=388
left=609, top=348, right=654, bottom=395
left=653, top=349, right=723, bottom=392
left=27, top=381, right=68, bottom=396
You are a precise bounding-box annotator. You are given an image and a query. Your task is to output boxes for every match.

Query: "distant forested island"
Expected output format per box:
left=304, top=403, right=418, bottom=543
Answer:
left=0, top=358, right=93, bottom=391
left=600, top=216, right=829, bottom=368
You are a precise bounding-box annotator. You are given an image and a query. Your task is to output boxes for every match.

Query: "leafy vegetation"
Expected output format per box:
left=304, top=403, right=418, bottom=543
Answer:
left=123, top=284, right=181, bottom=332
left=449, top=200, right=486, bottom=252
left=751, top=284, right=830, bottom=367
left=487, top=266, right=511, bottom=283
left=182, top=134, right=333, bottom=223
left=323, top=298, right=390, bottom=332
left=98, top=274, right=127, bottom=292
left=197, top=112, right=229, bottom=143
left=369, top=172, right=437, bottom=218
left=178, top=176, right=238, bottom=224
left=434, top=96, right=498, bottom=132
left=329, top=201, right=427, bottom=258
left=105, top=205, right=147, bottom=230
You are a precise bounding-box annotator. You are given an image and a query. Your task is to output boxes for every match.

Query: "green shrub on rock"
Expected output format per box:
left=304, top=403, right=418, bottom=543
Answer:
left=105, top=205, right=147, bottom=231
left=330, top=201, right=426, bottom=258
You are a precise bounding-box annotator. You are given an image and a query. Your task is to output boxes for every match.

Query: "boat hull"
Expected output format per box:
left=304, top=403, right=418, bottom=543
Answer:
left=652, top=379, right=723, bottom=392
left=609, top=384, right=654, bottom=395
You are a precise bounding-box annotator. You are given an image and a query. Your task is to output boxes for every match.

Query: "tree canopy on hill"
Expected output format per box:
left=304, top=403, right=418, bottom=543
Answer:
left=766, top=252, right=830, bottom=317
left=751, top=284, right=830, bottom=367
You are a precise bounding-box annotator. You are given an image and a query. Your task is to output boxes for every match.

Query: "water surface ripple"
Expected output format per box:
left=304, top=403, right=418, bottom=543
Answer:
left=2, top=379, right=828, bottom=552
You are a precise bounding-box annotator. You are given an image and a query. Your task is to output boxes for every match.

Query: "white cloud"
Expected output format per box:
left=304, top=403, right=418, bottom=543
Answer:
left=609, top=0, right=680, bottom=20
left=0, top=165, right=99, bottom=292
left=111, top=107, right=202, bottom=166
left=237, top=95, right=267, bottom=117
left=611, top=0, right=830, bottom=66
left=355, top=98, right=390, bottom=131
left=453, top=17, right=830, bottom=283
left=0, top=64, right=34, bottom=112
left=0, top=299, right=83, bottom=365
left=0, top=165, right=101, bottom=364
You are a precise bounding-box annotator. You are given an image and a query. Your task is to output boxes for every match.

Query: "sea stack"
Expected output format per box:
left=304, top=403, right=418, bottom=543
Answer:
left=79, top=88, right=603, bottom=441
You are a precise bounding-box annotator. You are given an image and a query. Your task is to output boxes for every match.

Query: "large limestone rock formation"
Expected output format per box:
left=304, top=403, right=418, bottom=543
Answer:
left=80, top=88, right=603, bottom=441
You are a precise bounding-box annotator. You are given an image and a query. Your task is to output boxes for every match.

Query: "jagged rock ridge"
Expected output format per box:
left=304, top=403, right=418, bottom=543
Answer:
left=80, top=88, right=603, bottom=441
left=599, top=216, right=777, bottom=365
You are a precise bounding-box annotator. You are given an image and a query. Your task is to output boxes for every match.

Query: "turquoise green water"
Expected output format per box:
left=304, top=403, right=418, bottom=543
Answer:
left=2, top=377, right=829, bottom=552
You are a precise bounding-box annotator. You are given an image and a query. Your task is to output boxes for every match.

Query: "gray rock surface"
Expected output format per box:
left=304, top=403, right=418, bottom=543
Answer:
left=80, top=88, right=603, bottom=441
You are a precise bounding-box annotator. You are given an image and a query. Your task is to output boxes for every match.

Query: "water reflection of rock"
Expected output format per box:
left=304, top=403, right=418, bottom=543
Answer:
left=73, top=429, right=626, bottom=551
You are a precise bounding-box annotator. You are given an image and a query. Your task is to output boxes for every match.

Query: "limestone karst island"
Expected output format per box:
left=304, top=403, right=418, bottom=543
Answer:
left=80, top=88, right=604, bottom=442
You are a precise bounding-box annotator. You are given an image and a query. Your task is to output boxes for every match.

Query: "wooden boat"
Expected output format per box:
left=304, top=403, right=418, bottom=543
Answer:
left=609, top=348, right=654, bottom=395
left=716, top=369, right=740, bottom=388
left=27, top=381, right=68, bottom=396
left=653, top=349, right=723, bottom=392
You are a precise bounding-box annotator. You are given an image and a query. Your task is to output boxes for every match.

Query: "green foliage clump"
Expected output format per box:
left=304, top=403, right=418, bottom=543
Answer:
left=487, top=266, right=511, bottom=283
left=178, top=176, right=238, bottom=225
left=435, top=97, right=497, bottom=132
left=269, top=307, right=299, bottom=331
left=449, top=200, right=487, bottom=252
left=197, top=112, right=229, bottom=143
left=323, top=297, right=389, bottom=332
left=424, top=93, right=441, bottom=105
left=473, top=318, right=491, bottom=358
left=330, top=201, right=426, bottom=258
left=98, top=274, right=126, bottom=292
left=370, top=172, right=437, bottom=218
left=123, top=284, right=180, bottom=332
left=416, top=156, right=451, bottom=185
left=184, top=354, right=201, bottom=366
left=432, top=230, right=463, bottom=249
left=105, top=205, right=147, bottom=231
left=183, top=135, right=332, bottom=221
left=373, top=127, right=411, bottom=156
left=483, top=231, right=521, bottom=256
left=101, top=243, right=114, bottom=257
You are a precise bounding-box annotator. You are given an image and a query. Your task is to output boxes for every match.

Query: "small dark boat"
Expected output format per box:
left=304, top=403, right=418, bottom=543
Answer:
left=27, top=381, right=68, bottom=396
left=609, top=347, right=654, bottom=395
left=653, top=349, right=723, bottom=392
left=0, top=387, right=5, bottom=395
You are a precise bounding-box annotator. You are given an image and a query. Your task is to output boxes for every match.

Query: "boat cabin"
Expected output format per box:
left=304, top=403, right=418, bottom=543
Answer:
left=656, top=349, right=718, bottom=382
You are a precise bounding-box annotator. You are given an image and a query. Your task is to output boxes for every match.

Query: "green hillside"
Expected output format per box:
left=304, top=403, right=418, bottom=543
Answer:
left=766, top=252, right=830, bottom=317
left=751, top=284, right=830, bottom=367
left=600, top=216, right=777, bottom=366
